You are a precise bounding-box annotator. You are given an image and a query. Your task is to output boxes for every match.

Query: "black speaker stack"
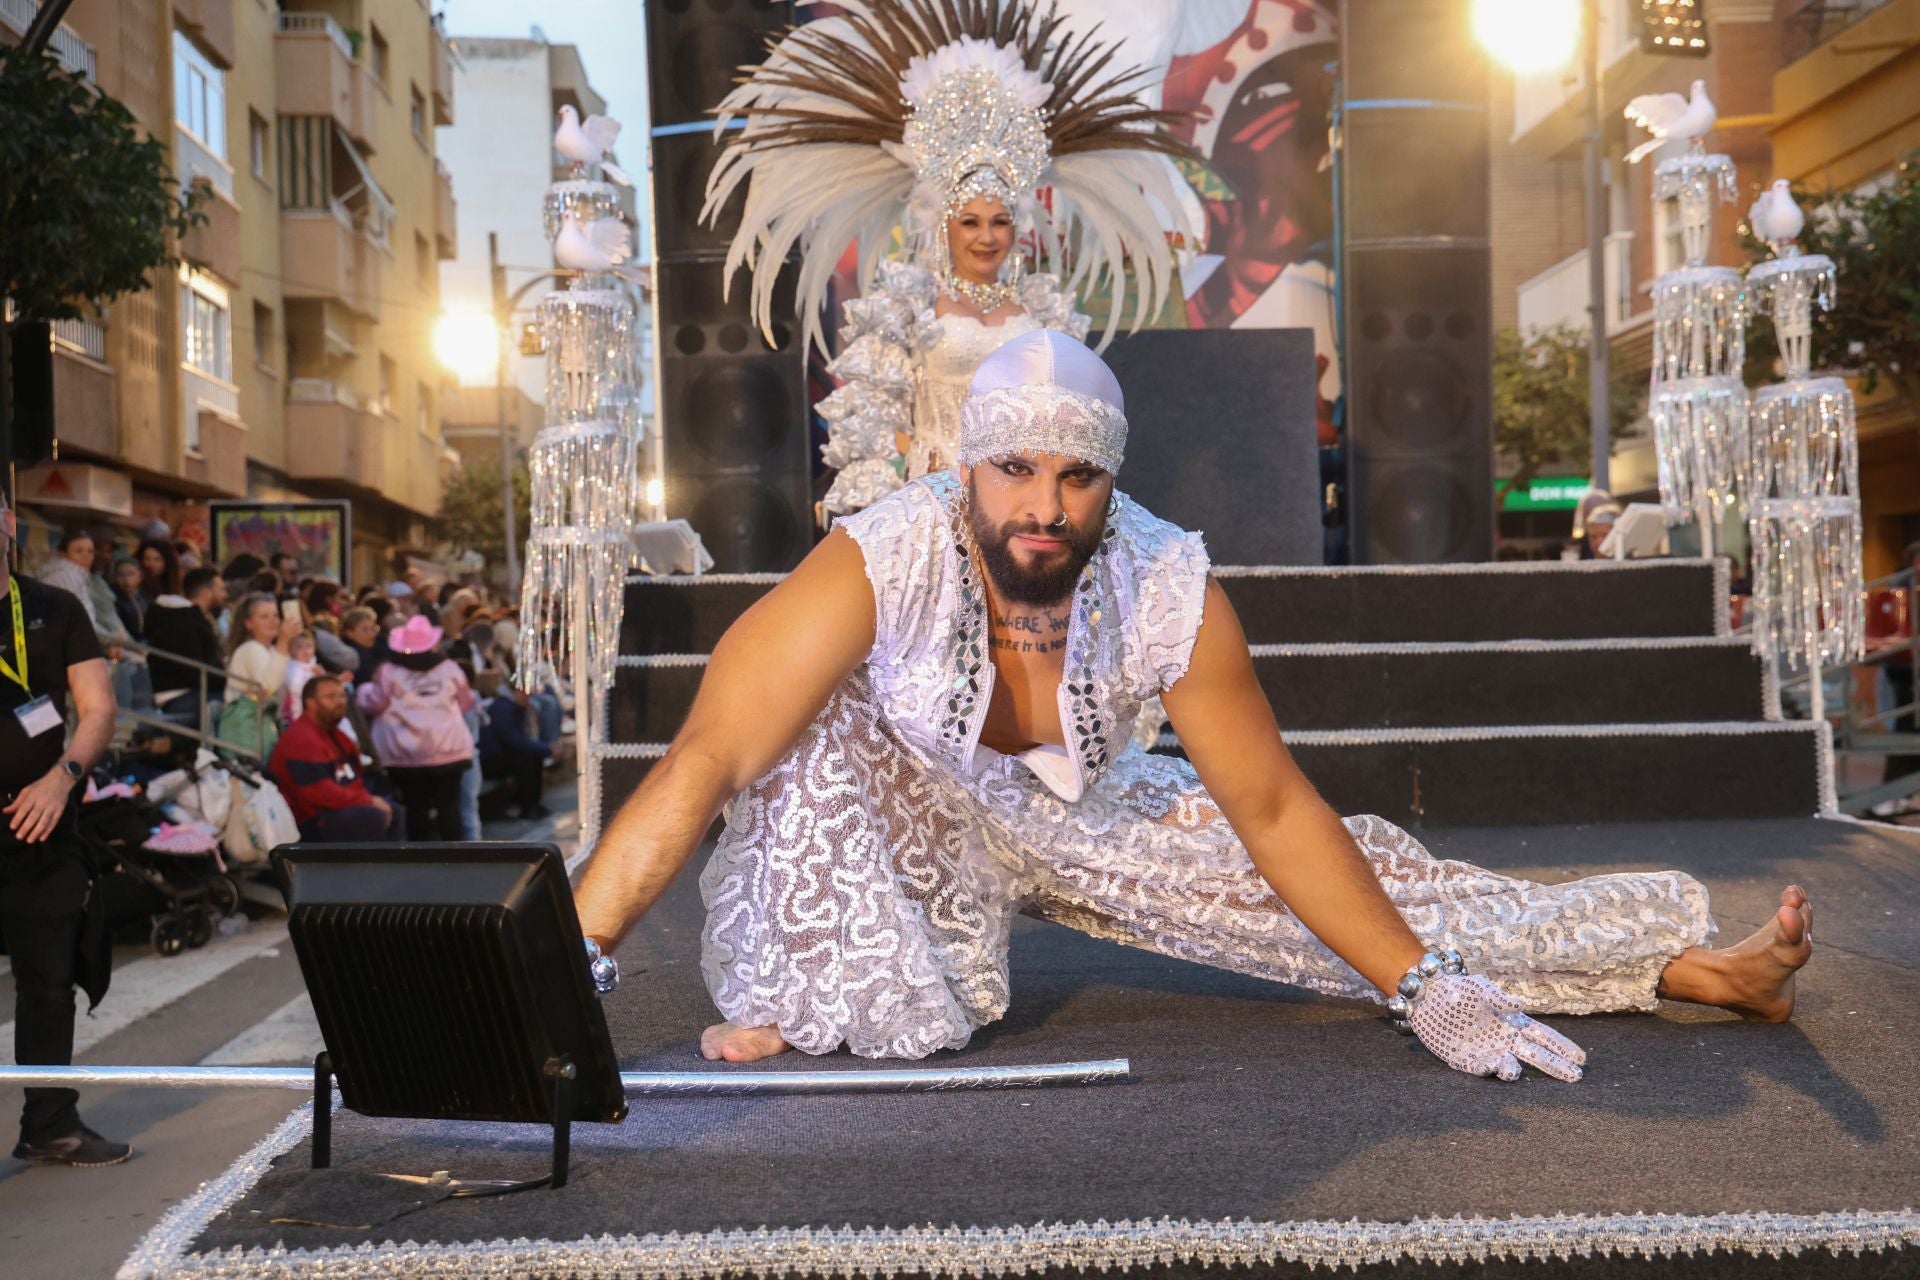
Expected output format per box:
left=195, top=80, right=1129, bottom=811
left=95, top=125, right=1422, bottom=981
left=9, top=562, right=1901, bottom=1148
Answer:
left=1336, top=0, right=1494, bottom=564
left=645, top=0, right=813, bottom=572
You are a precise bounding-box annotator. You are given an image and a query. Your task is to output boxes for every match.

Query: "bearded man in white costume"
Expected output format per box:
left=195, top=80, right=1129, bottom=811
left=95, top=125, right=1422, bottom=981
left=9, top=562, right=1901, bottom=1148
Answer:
left=578, top=331, right=1814, bottom=1081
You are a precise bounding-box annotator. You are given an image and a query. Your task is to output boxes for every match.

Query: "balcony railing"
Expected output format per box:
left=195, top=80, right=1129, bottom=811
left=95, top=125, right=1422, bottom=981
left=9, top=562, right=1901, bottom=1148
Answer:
left=0, top=0, right=96, bottom=80
left=276, top=10, right=351, bottom=58
left=1516, top=231, right=1637, bottom=337
left=1782, top=0, right=1895, bottom=63
left=51, top=316, right=106, bottom=362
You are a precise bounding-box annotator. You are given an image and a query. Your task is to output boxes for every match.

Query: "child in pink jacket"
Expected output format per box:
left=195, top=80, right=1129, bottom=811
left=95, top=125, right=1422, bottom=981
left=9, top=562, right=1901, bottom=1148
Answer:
left=356, top=614, right=476, bottom=841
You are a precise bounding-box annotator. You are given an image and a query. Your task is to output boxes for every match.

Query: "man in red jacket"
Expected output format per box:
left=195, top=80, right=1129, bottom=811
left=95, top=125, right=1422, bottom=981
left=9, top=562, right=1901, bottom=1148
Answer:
left=268, top=676, right=403, bottom=842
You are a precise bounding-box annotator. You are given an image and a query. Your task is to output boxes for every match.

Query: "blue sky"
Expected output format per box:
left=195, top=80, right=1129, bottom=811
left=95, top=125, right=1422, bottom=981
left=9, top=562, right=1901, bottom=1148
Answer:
left=442, top=0, right=650, bottom=155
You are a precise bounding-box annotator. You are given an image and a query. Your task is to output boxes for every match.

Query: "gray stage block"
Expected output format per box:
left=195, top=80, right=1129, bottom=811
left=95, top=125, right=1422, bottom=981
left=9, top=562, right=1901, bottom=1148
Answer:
left=1101, top=328, right=1322, bottom=566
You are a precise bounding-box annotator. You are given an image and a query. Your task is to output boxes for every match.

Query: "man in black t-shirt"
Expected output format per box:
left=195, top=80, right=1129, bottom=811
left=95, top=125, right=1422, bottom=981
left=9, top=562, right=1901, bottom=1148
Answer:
left=0, top=494, right=125, bottom=1167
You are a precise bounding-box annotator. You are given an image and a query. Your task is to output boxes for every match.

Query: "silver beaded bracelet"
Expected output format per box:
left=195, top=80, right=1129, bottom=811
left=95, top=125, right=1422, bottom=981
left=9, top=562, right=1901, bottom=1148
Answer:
left=1384, top=946, right=1466, bottom=1035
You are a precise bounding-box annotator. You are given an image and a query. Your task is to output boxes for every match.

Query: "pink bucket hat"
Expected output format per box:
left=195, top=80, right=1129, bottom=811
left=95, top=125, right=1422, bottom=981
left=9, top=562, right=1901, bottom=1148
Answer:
left=390, top=615, right=444, bottom=655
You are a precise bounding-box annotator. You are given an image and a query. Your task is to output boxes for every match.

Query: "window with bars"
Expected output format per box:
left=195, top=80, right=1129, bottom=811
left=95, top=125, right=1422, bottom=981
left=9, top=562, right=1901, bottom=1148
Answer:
left=173, top=31, right=226, bottom=160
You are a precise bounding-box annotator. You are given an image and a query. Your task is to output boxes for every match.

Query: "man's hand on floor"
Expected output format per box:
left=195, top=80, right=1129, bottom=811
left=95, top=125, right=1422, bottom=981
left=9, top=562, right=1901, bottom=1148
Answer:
left=1407, top=973, right=1587, bottom=1083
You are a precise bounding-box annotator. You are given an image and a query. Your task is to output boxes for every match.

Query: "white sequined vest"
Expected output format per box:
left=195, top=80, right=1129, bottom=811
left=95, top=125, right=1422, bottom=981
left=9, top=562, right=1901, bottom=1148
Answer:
left=837, top=473, right=1211, bottom=802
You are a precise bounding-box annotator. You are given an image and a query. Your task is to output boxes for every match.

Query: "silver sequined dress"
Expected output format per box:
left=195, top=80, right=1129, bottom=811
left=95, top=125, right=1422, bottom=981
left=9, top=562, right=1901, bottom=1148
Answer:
left=818, top=263, right=1091, bottom=515
left=699, top=475, right=1719, bottom=1059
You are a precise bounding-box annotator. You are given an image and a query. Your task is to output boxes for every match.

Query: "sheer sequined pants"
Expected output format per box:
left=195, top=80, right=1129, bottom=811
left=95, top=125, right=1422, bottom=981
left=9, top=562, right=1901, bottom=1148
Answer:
left=699, top=681, right=1719, bottom=1060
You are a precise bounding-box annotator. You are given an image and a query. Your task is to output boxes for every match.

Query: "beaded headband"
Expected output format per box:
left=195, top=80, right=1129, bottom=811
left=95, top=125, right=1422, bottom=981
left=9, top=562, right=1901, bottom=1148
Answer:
left=956, top=330, right=1128, bottom=474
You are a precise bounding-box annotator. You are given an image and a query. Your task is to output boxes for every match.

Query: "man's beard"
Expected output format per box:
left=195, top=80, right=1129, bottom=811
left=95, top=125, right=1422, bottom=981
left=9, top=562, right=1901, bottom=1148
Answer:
left=967, top=484, right=1104, bottom=607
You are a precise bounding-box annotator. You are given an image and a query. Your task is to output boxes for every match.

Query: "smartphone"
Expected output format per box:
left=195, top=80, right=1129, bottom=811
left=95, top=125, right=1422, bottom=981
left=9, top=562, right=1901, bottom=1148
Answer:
left=281, top=598, right=303, bottom=624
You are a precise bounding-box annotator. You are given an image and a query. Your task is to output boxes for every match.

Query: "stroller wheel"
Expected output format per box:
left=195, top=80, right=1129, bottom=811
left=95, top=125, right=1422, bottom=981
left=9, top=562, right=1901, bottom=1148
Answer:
left=185, top=907, right=214, bottom=950
left=151, top=915, right=188, bottom=957
left=207, top=875, right=243, bottom=918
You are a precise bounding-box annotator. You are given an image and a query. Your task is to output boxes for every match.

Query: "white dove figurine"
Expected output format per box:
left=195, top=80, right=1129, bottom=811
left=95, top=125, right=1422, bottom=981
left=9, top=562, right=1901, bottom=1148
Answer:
left=555, top=211, right=652, bottom=290
left=1623, top=79, right=1716, bottom=164
left=1748, top=179, right=1805, bottom=253
left=554, top=104, right=633, bottom=186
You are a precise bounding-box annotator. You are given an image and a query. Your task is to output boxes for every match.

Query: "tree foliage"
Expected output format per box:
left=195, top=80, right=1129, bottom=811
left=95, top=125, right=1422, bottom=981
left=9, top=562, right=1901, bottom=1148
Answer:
left=1491, top=325, right=1643, bottom=494
left=430, top=457, right=533, bottom=579
left=0, top=46, right=200, bottom=323
left=1740, top=160, right=1920, bottom=407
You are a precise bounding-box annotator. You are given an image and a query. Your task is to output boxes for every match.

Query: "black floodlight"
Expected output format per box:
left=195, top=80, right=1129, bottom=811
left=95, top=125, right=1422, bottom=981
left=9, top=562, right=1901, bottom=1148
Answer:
left=273, top=842, right=628, bottom=1192
left=1638, top=0, right=1710, bottom=56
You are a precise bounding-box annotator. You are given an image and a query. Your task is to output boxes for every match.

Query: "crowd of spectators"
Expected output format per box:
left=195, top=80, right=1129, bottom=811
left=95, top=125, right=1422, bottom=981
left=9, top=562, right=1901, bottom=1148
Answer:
left=32, top=522, right=566, bottom=844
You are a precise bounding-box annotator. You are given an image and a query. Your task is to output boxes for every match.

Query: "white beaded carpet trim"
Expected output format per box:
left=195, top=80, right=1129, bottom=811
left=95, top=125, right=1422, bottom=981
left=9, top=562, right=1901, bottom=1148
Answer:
left=1212, top=560, right=1713, bottom=578
left=120, top=1102, right=1920, bottom=1280
left=595, top=741, right=672, bottom=760
left=1815, top=718, right=1838, bottom=815
left=1246, top=637, right=1751, bottom=658
left=625, top=562, right=1723, bottom=588
left=1155, top=720, right=1826, bottom=749
left=613, top=640, right=1752, bottom=666
left=626, top=572, right=790, bottom=585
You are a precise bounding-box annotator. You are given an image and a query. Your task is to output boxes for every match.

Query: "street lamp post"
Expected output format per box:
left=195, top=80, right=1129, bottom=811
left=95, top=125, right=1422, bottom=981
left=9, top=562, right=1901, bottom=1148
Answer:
left=1580, top=0, right=1611, bottom=495
left=1472, top=0, right=1608, bottom=493
left=489, top=233, right=520, bottom=595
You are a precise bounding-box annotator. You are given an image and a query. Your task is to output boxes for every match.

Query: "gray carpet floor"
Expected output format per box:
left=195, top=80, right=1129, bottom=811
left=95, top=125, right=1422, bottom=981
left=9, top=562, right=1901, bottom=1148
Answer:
left=178, top=816, right=1920, bottom=1274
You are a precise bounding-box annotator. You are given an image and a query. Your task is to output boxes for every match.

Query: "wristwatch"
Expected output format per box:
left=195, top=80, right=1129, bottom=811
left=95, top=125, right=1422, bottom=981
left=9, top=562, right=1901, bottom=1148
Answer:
left=583, top=936, right=619, bottom=994
left=59, top=759, right=85, bottom=784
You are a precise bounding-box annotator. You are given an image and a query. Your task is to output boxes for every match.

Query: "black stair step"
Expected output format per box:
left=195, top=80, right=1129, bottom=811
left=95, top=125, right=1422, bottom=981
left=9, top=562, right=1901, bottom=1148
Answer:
left=599, top=721, right=1825, bottom=831
left=619, top=560, right=1724, bottom=654
left=606, top=640, right=1766, bottom=743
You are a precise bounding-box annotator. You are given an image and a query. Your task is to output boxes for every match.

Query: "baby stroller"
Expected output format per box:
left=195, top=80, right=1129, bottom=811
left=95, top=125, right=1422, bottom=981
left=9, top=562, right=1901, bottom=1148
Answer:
left=78, top=750, right=300, bottom=956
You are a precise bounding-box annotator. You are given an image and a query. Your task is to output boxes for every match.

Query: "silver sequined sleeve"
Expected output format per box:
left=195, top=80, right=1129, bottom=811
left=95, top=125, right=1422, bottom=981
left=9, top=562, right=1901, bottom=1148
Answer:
left=820, top=262, right=938, bottom=517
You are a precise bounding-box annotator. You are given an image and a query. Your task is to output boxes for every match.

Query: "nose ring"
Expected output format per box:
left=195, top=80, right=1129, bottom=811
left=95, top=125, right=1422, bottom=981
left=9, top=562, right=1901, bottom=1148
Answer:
left=1050, top=513, right=1069, bottom=530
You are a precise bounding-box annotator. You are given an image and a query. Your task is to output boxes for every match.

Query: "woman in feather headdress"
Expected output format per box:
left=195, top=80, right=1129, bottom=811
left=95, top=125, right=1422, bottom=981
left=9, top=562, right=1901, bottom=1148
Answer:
left=704, top=0, right=1200, bottom=517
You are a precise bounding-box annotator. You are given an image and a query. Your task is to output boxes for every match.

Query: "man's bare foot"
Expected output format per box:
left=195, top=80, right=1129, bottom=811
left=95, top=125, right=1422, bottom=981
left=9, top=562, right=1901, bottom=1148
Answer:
left=1657, top=885, right=1812, bottom=1022
left=699, top=1021, right=792, bottom=1063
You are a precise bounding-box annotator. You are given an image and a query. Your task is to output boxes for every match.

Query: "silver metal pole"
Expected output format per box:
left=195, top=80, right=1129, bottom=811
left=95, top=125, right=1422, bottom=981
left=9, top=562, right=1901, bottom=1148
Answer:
left=1583, top=0, right=1611, bottom=495
left=0, top=1060, right=1132, bottom=1095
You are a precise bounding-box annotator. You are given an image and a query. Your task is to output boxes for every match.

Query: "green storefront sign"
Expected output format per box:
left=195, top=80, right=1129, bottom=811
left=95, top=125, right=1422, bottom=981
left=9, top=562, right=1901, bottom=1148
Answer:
left=1499, top=477, right=1592, bottom=512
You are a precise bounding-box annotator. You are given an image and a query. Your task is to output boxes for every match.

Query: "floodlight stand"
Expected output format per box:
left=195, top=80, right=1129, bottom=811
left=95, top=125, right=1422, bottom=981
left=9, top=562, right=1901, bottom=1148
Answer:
left=309, top=1050, right=579, bottom=1194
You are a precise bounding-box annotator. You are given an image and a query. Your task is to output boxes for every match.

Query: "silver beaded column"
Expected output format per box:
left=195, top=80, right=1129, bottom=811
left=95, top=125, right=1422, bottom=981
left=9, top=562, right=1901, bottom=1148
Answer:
left=519, top=176, right=644, bottom=849
left=1743, top=198, right=1861, bottom=721
left=1748, top=496, right=1864, bottom=721
left=1648, top=145, right=1748, bottom=550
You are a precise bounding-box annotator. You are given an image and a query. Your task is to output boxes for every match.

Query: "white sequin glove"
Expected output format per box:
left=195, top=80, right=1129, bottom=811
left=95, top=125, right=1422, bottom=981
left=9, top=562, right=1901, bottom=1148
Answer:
left=1405, top=972, right=1587, bottom=1082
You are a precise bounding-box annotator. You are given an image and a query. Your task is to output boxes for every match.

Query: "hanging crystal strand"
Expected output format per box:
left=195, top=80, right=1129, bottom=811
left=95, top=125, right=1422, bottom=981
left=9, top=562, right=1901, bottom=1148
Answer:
left=1647, top=143, right=1746, bottom=554
left=516, top=172, right=644, bottom=851
left=1746, top=254, right=1853, bottom=502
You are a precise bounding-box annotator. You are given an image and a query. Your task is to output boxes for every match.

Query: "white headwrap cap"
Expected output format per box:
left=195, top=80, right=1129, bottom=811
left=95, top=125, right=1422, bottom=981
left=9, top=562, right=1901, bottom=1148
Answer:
left=957, top=330, right=1128, bottom=475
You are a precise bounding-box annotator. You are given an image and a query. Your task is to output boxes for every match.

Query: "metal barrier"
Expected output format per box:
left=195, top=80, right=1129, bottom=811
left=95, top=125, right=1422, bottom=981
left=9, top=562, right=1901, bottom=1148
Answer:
left=1767, top=565, right=1920, bottom=816
left=105, top=634, right=271, bottom=768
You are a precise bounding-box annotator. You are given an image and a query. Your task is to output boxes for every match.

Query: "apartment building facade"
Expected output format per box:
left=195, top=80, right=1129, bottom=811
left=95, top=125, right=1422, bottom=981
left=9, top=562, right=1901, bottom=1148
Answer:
left=1499, top=0, right=1920, bottom=577
left=3, top=0, right=460, bottom=587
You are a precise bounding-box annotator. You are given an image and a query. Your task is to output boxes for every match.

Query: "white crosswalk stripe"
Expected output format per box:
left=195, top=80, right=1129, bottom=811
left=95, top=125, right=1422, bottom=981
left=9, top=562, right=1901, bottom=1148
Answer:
left=198, top=993, right=322, bottom=1066
left=0, top=922, right=289, bottom=1064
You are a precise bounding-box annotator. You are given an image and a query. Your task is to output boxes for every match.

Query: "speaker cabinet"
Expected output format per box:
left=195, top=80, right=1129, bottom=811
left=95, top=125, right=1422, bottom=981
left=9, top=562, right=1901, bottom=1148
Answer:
left=654, top=257, right=811, bottom=573
left=650, top=131, right=741, bottom=259
left=645, top=0, right=789, bottom=128
left=1338, top=0, right=1493, bottom=564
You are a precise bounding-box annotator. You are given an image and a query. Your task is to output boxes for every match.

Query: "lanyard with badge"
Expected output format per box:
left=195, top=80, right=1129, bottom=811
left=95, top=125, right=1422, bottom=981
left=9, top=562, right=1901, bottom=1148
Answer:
left=0, top=578, right=60, bottom=738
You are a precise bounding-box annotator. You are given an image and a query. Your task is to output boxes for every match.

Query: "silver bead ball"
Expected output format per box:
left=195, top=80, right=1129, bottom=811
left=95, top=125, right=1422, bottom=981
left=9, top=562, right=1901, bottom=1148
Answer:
left=1386, top=994, right=1410, bottom=1018
left=1396, top=972, right=1425, bottom=1000
left=1416, top=952, right=1444, bottom=978
left=1439, top=947, right=1466, bottom=974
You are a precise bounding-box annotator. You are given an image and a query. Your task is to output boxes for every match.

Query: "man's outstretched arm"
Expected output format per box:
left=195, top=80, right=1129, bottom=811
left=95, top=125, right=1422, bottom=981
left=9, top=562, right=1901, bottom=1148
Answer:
left=574, top=529, right=877, bottom=947
left=1159, top=578, right=1427, bottom=996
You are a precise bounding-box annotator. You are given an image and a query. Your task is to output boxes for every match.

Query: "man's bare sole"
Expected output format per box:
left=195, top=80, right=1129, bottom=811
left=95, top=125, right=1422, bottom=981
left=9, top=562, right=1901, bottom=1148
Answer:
left=700, top=1021, right=793, bottom=1063
left=1657, top=884, right=1813, bottom=1022
left=695, top=887, right=1815, bottom=1059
